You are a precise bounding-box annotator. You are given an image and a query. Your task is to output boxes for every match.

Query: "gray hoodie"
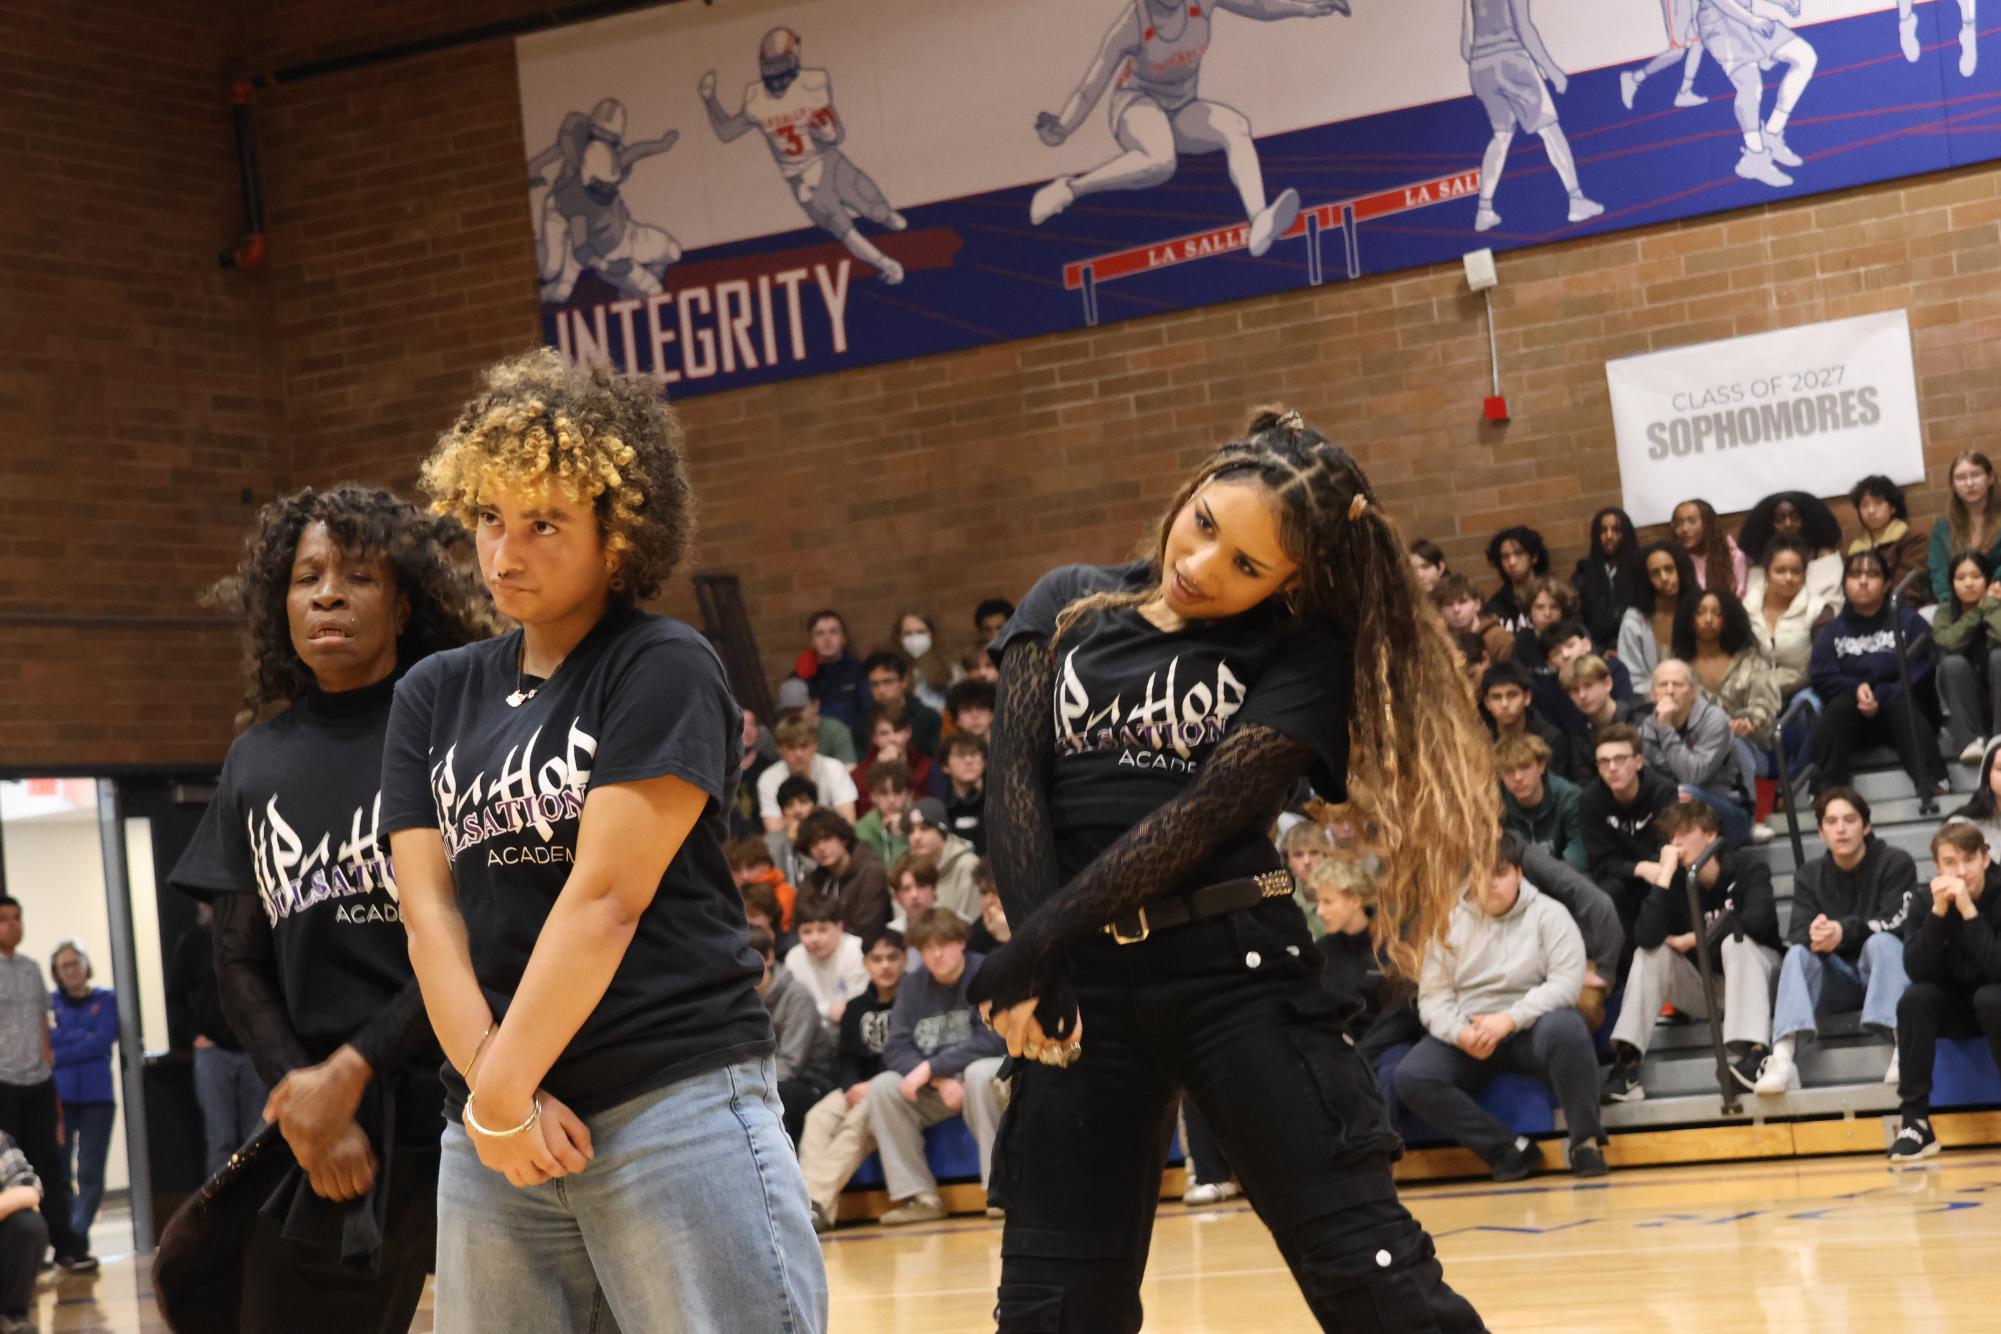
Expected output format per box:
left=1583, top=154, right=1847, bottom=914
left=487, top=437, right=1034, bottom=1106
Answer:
left=932, top=834, right=982, bottom=922
left=762, top=966, right=837, bottom=1089
left=1640, top=691, right=1736, bottom=792
left=1417, top=878, right=1585, bottom=1043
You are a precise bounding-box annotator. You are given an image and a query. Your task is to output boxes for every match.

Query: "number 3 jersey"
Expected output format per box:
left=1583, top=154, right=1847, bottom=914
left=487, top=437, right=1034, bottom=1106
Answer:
left=170, top=675, right=417, bottom=1057
left=743, top=68, right=840, bottom=177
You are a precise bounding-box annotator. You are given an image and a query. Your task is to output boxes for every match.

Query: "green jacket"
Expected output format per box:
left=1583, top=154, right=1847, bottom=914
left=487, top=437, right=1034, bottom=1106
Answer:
left=1933, top=594, right=2001, bottom=658
left=1500, top=772, right=1587, bottom=872
left=853, top=809, right=908, bottom=867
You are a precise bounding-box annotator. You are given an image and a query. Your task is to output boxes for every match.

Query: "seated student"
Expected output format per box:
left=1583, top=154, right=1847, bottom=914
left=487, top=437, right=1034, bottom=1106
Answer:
left=904, top=798, right=981, bottom=922
left=1809, top=548, right=1946, bottom=798
left=752, top=924, right=838, bottom=1144
left=864, top=650, right=944, bottom=758
left=1932, top=550, right=2001, bottom=765
left=1311, top=855, right=1425, bottom=1060
left=1453, top=627, right=1491, bottom=691
left=740, top=880, right=796, bottom=960
left=1749, top=536, right=1837, bottom=700
left=1740, top=491, right=1845, bottom=611
left=1541, top=621, right=1635, bottom=703
left=1482, top=660, right=1585, bottom=784
left=759, top=717, right=860, bottom=832
left=1601, top=801, right=1781, bottom=1102
left=733, top=705, right=782, bottom=839
left=1281, top=820, right=1335, bottom=938
left=764, top=774, right=821, bottom=886
left=1620, top=542, right=1699, bottom=699
left=855, top=707, right=939, bottom=814
left=0, top=1131, right=48, bottom=1333
left=944, top=679, right=997, bottom=745
left=1929, top=450, right=2001, bottom=606
left=1517, top=843, right=1624, bottom=1028
left=1890, top=820, right=2001, bottom=1164
left=799, top=929, right=908, bottom=1232
left=866, top=909, right=1008, bottom=1225
left=894, top=611, right=954, bottom=711
left=1643, top=659, right=1754, bottom=845
left=797, top=608, right=872, bottom=731
left=1579, top=723, right=1681, bottom=958
left=1498, top=733, right=1587, bottom=872
left=1755, top=788, right=1915, bottom=1093
left=1675, top=588, right=1782, bottom=762
left=728, top=834, right=798, bottom=931
left=965, top=860, right=1010, bottom=955
left=938, top=732, right=989, bottom=854
left=1484, top=526, right=1550, bottom=637
left=1848, top=474, right=1931, bottom=605
left=972, top=597, right=1015, bottom=649
left=798, top=808, right=892, bottom=942
left=1560, top=654, right=1650, bottom=757
left=887, top=853, right=941, bottom=936
left=1438, top=572, right=1516, bottom=668
left=1514, top=575, right=1580, bottom=664
left=1395, top=833, right=1606, bottom=1181
left=1949, top=744, right=2001, bottom=857
left=1571, top=507, right=1645, bottom=654
left=776, top=675, right=859, bottom=768
left=1408, top=538, right=1448, bottom=595
left=956, top=645, right=998, bottom=686
left=785, top=895, right=870, bottom=1026
left=1671, top=497, right=1749, bottom=596
left=854, top=759, right=915, bottom=867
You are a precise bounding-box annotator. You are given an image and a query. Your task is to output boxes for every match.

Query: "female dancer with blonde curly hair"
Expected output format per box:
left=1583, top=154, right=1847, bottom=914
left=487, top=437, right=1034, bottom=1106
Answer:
left=970, top=409, right=1494, bottom=1331
left=382, top=350, right=825, bottom=1331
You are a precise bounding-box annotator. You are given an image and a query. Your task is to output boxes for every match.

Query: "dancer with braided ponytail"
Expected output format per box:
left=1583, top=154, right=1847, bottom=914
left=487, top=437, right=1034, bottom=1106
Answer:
left=971, top=410, right=1494, bottom=1331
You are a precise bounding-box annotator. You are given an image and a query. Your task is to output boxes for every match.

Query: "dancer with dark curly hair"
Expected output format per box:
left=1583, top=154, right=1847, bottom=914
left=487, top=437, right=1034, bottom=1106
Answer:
left=164, top=484, right=493, bottom=1332
left=969, top=409, right=1492, bottom=1331
left=382, top=349, right=825, bottom=1332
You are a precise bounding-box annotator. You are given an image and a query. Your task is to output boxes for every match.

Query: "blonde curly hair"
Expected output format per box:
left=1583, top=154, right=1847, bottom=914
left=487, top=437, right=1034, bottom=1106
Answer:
left=422, top=348, right=694, bottom=602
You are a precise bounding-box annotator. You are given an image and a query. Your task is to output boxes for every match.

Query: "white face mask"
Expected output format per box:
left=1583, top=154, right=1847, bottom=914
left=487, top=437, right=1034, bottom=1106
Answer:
left=901, top=632, right=933, bottom=660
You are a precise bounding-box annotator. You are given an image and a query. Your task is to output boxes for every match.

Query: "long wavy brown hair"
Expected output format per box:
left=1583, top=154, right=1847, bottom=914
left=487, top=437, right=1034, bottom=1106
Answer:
left=206, top=484, right=497, bottom=717
left=1947, top=449, right=2000, bottom=557
left=1051, top=409, right=1497, bottom=977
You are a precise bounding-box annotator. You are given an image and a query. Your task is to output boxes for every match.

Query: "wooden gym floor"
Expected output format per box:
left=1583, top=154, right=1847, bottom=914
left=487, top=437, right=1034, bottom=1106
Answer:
left=45, top=1147, right=2001, bottom=1331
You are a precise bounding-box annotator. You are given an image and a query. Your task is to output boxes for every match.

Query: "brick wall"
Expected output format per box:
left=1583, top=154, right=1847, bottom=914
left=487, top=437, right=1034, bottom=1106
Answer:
left=9, top=2, right=2001, bottom=768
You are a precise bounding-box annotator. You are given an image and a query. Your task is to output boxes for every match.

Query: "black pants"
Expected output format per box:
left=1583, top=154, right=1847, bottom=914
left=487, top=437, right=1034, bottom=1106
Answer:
left=1181, top=1100, right=1233, bottom=1186
left=1598, top=875, right=1651, bottom=980
left=0, top=1210, right=45, bottom=1318
left=1811, top=689, right=1944, bottom=793
left=0, top=1078, right=82, bottom=1258
left=1393, top=1012, right=1605, bottom=1163
left=777, top=1077, right=827, bottom=1148
left=991, top=903, right=1484, bottom=1333
left=1896, top=981, right=2001, bottom=1120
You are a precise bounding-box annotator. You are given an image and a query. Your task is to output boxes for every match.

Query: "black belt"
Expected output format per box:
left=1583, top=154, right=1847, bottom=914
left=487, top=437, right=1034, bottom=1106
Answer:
left=1104, top=869, right=1295, bottom=945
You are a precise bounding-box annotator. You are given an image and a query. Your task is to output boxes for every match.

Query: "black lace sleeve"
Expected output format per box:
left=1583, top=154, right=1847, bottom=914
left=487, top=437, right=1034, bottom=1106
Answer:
left=987, top=636, right=1063, bottom=928
left=969, top=721, right=1313, bottom=1020
left=345, top=981, right=432, bottom=1079
left=211, top=895, right=312, bottom=1088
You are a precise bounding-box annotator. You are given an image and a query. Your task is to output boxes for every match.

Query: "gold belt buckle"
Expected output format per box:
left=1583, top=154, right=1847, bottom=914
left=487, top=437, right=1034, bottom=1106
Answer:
left=1107, top=907, right=1151, bottom=945
left=1257, top=870, right=1292, bottom=898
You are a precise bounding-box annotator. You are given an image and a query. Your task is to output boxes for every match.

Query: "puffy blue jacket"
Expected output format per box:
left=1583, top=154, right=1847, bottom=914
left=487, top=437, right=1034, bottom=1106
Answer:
left=51, top=988, right=117, bottom=1106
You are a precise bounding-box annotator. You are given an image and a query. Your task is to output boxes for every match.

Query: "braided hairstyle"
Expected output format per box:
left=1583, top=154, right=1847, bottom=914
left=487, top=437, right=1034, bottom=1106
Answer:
left=1676, top=498, right=1738, bottom=594
left=1054, top=409, right=1496, bottom=977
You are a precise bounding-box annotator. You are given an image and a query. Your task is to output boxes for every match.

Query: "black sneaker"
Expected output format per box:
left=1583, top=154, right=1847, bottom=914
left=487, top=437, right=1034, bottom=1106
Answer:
left=1568, top=1141, right=1609, bottom=1177
left=1887, top=1117, right=1940, bottom=1167
left=1601, top=1061, right=1644, bottom=1105
left=1490, top=1136, right=1543, bottom=1183
left=55, top=1253, right=97, bottom=1274
left=1730, top=1046, right=1768, bottom=1092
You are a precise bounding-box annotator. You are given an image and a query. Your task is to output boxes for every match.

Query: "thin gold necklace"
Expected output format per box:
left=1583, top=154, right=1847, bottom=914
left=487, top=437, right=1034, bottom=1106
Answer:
left=507, top=638, right=540, bottom=709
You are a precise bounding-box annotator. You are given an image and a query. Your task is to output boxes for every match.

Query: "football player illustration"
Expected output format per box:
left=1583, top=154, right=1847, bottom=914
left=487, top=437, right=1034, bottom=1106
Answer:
left=1621, top=0, right=1708, bottom=109
left=1695, top=0, right=1817, bottom=188
left=1899, top=0, right=1978, bottom=75
left=1461, top=0, right=1605, bottom=233
left=526, top=98, right=683, bottom=303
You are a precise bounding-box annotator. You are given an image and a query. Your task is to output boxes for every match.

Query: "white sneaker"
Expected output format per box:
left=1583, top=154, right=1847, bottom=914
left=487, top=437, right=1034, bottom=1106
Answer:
left=1567, top=195, right=1605, bottom=224
left=1963, top=23, right=1979, bottom=77
left=1674, top=86, right=1705, bottom=108
left=1736, top=148, right=1794, bottom=189
left=1183, top=1179, right=1241, bottom=1206
left=1029, top=178, right=1075, bottom=225
left=1902, top=12, right=1922, bottom=62
left=1885, top=1048, right=1901, bottom=1085
left=1248, top=188, right=1301, bottom=258
left=1766, top=131, right=1804, bottom=169
left=1750, top=821, right=1777, bottom=846
left=1753, top=1042, right=1798, bottom=1095
left=1620, top=70, right=1640, bottom=110
left=1474, top=206, right=1501, bottom=232
left=1963, top=737, right=1989, bottom=765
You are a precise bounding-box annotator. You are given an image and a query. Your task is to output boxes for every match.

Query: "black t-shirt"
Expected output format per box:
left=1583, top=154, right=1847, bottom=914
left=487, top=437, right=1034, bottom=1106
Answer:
left=169, top=676, right=419, bottom=1059
left=990, top=561, right=1352, bottom=883
left=380, top=604, right=772, bottom=1116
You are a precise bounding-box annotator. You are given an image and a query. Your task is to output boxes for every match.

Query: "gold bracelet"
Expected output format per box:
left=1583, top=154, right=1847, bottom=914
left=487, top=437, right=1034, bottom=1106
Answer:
left=464, top=1091, right=542, bottom=1139
left=456, top=1024, right=494, bottom=1082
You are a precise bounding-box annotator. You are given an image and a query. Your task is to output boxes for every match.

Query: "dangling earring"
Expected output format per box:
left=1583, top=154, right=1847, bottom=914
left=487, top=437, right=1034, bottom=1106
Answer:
left=1282, top=585, right=1301, bottom=617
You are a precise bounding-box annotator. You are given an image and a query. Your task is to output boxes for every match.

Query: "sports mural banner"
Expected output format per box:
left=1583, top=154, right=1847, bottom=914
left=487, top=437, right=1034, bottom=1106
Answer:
left=1604, top=309, right=1925, bottom=526
left=516, top=0, right=1998, bottom=399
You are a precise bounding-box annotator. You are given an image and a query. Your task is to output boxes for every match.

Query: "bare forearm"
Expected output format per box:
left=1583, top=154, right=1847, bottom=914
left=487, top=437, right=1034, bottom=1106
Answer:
left=402, top=895, right=495, bottom=1078
left=0, top=1187, right=39, bottom=1221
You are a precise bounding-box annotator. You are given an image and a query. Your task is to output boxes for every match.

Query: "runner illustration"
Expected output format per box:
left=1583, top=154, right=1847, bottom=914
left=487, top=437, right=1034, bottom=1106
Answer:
left=1900, top=0, right=1979, bottom=76
left=526, top=99, right=683, bottom=303
left=1461, top=0, right=1604, bottom=233
left=1621, top=0, right=1708, bottom=109
left=1696, top=0, right=1817, bottom=189
left=699, top=28, right=909, bottom=285
left=1026, top=0, right=1351, bottom=259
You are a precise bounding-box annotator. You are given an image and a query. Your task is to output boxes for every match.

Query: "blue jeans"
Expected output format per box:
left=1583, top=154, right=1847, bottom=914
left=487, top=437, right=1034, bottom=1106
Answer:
left=1772, top=932, right=1910, bottom=1043
left=64, top=1101, right=115, bottom=1248
left=192, top=1044, right=266, bottom=1177
left=434, top=1056, right=826, bottom=1334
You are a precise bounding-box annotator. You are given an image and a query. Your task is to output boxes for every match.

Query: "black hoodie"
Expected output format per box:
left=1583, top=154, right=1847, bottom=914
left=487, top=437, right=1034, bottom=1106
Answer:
left=1580, top=767, right=1680, bottom=885
left=1904, top=864, right=2001, bottom=990
left=1788, top=836, right=1918, bottom=959
left=1635, top=847, right=1781, bottom=970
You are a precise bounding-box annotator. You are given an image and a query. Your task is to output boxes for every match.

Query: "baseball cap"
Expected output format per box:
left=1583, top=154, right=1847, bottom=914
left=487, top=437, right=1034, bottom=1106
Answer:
left=907, top=797, right=948, bottom=830
left=776, top=678, right=812, bottom=713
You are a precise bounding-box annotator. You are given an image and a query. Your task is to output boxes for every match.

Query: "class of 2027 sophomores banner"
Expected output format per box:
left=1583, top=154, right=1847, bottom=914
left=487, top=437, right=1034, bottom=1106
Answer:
left=516, top=0, right=2001, bottom=399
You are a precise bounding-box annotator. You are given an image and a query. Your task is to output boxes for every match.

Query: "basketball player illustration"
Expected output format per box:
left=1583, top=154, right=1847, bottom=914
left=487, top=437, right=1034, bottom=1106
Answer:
left=1462, top=0, right=1605, bottom=234
left=699, top=28, right=909, bottom=285
left=1621, top=0, right=1708, bottom=110
left=1900, top=0, right=1978, bottom=76
left=526, top=99, right=683, bottom=304
left=1027, top=0, right=1351, bottom=260
left=1695, top=0, right=1817, bottom=188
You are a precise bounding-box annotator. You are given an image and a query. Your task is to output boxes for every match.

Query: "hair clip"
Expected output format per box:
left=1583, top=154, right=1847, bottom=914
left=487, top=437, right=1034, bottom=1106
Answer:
left=1347, top=493, right=1369, bottom=521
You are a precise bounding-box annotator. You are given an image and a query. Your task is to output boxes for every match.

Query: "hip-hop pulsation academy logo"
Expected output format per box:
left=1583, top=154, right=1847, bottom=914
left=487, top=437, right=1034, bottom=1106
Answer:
left=429, top=720, right=598, bottom=868
left=1054, top=649, right=1247, bottom=773
left=247, top=791, right=398, bottom=927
